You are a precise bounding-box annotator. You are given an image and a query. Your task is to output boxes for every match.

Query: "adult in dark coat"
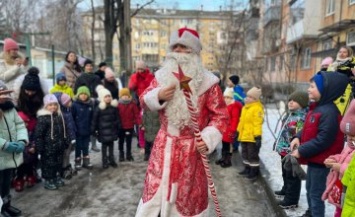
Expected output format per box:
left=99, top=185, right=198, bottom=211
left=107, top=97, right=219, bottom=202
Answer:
left=91, top=85, right=121, bottom=168
left=74, top=59, right=102, bottom=98
left=95, top=62, right=107, bottom=81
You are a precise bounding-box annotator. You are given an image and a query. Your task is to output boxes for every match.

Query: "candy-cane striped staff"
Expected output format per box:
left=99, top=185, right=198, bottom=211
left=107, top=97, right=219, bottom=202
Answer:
left=173, top=65, right=222, bottom=217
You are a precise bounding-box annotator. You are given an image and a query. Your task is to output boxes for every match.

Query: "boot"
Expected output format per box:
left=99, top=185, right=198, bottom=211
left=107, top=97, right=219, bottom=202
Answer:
left=55, top=176, right=65, bottom=187
left=108, top=144, right=118, bottom=168
left=144, top=142, right=151, bottom=161
left=26, top=175, right=37, bottom=188
left=215, top=152, right=226, bottom=165
left=274, top=188, right=286, bottom=196
left=238, top=165, right=250, bottom=176
left=220, top=153, right=232, bottom=168
left=144, top=153, right=150, bottom=161
left=91, top=136, right=100, bottom=152
left=246, top=167, right=259, bottom=180
left=126, top=153, right=134, bottom=161
left=82, top=157, right=93, bottom=169
left=2, top=201, right=22, bottom=217
left=301, top=209, right=312, bottom=217
left=44, top=179, right=58, bottom=190
left=102, top=144, right=109, bottom=169
left=62, top=164, right=73, bottom=180
left=119, top=151, right=125, bottom=162
left=75, top=158, right=82, bottom=170
left=277, top=199, right=298, bottom=209
left=14, top=178, right=24, bottom=192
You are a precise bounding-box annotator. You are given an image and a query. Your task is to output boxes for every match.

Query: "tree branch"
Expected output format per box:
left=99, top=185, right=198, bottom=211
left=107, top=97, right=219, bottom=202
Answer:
left=131, top=0, right=155, bottom=17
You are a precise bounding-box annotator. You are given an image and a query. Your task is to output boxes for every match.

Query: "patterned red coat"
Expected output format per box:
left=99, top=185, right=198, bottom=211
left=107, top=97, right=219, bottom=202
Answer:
left=135, top=71, right=229, bottom=217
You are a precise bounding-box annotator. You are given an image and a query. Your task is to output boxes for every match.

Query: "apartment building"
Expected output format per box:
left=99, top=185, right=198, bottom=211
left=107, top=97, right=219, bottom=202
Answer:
left=81, top=7, right=241, bottom=73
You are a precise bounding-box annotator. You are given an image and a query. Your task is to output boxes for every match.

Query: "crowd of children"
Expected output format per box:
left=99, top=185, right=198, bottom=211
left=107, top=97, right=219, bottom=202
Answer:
left=0, top=42, right=160, bottom=216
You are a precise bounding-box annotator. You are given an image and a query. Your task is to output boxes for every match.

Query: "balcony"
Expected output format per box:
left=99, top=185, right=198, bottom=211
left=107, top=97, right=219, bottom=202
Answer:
left=263, top=5, right=281, bottom=27
left=286, top=19, right=319, bottom=44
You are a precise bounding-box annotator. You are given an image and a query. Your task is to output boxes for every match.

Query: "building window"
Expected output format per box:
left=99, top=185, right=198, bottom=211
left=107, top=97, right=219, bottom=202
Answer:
left=322, top=39, right=332, bottom=50
left=347, top=31, right=355, bottom=46
left=350, top=0, right=355, bottom=5
left=326, top=0, right=335, bottom=16
left=302, top=47, right=311, bottom=69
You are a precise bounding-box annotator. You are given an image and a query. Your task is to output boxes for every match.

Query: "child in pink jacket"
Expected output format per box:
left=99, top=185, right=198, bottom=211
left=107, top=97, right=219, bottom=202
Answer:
left=322, top=99, right=355, bottom=217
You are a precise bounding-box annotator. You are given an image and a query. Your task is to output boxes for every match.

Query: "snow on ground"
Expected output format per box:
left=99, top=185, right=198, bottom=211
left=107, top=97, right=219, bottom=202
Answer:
left=261, top=105, right=335, bottom=217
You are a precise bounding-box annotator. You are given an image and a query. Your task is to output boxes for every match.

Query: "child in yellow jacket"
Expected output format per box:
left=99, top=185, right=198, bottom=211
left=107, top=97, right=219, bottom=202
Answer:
left=237, top=86, right=264, bottom=180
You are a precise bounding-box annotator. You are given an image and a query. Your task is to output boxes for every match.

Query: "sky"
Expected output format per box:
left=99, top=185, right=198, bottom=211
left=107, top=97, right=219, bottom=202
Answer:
left=79, top=0, right=248, bottom=11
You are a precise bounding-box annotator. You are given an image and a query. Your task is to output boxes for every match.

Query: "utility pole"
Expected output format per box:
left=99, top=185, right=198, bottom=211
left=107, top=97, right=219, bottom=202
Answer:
left=124, top=0, right=132, bottom=73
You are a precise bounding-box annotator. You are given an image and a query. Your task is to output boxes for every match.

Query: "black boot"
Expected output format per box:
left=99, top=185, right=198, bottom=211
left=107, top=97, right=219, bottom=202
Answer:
left=119, top=151, right=125, bottom=162
left=144, top=142, right=151, bottom=161
left=108, top=144, right=118, bottom=168
left=215, top=151, right=226, bottom=165
left=246, top=167, right=259, bottom=180
left=3, top=201, right=22, bottom=217
left=238, top=165, right=250, bottom=175
left=82, top=157, right=93, bottom=169
left=220, top=153, right=232, bottom=168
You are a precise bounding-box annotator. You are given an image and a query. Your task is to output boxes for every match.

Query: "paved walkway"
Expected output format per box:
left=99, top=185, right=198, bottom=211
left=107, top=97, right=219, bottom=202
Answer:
left=12, top=140, right=279, bottom=217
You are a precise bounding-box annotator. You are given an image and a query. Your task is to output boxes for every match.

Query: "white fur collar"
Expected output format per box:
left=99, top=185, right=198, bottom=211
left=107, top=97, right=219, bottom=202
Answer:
left=98, top=99, right=118, bottom=110
left=155, top=70, right=219, bottom=96
left=37, top=108, right=62, bottom=117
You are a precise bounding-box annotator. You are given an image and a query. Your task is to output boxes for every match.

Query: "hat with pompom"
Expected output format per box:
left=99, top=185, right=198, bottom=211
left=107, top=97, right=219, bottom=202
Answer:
left=169, top=27, right=202, bottom=53
left=22, top=67, right=41, bottom=91
left=96, top=85, right=112, bottom=102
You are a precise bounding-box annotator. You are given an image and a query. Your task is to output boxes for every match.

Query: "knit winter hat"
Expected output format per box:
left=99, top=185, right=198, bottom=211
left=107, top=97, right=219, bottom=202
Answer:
left=55, top=72, right=66, bottom=83
left=60, top=93, right=71, bottom=107
left=340, top=99, right=355, bottom=136
left=76, top=86, right=91, bottom=98
left=43, top=94, right=58, bottom=108
left=3, top=38, right=19, bottom=52
left=135, top=60, right=146, bottom=70
left=104, top=67, right=115, bottom=79
left=229, top=75, right=240, bottom=85
left=321, top=57, right=333, bottom=68
left=223, top=89, right=234, bottom=98
left=22, top=67, right=41, bottom=91
left=119, top=88, right=131, bottom=98
left=247, top=87, right=262, bottom=100
left=311, top=73, right=324, bottom=95
left=289, top=90, right=309, bottom=108
left=169, top=27, right=202, bottom=53
left=96, top=85, right=112, bottom=102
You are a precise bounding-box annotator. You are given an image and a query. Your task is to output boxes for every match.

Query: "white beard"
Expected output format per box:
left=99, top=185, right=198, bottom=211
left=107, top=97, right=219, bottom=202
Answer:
left=155, top=52, right=205, bottom=129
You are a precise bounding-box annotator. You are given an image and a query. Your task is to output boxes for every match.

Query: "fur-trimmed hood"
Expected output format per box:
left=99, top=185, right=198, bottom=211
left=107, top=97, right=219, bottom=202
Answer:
left=13, top=73, right=49, bottom=105
left=37, top=108, right=62, bottom=117
left=98, top=99, right=118, bottom=110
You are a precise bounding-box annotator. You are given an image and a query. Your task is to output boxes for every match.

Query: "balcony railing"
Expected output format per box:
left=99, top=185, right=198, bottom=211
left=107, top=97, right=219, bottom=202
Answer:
left=263, top=5, right=281, bottom=27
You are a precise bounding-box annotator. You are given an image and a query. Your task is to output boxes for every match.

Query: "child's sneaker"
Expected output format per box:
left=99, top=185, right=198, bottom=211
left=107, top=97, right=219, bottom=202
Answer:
left=44, top=179, right=58, bottom=190
left=14, top=179, right=24, bottom=192
left=277, top=200, right=298, bottom=209
left=26, top=175, right=36, bottom=188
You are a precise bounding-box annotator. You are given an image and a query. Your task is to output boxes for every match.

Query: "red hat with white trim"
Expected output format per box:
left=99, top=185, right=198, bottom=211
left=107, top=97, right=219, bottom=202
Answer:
left=169, top=27, right=202, bottom=53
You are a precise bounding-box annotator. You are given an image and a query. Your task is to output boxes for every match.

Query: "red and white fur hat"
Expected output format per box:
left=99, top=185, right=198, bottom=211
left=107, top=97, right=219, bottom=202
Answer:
left=169, top=27, right=202, bottom=53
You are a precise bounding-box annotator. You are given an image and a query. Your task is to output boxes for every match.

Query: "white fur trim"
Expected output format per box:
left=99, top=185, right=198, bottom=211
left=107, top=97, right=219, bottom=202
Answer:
left=169, top=183, right=178, bottom=203
left=169, top=30, right=202, bottom=53
left=99, top=99, right=118, bottom=110
left=143, top=87, right=167, bottom=111
left=200, top=126, right=222, bottom=155
left=37, top=108, right=61, bottom=117
left=197, top=71, right=219, bottom=96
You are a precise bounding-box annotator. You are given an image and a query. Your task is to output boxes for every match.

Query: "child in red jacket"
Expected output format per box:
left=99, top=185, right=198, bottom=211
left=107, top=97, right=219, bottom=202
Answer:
left=215, top=89, right=242, bottom=167
left=117, top=88, right=141, bottom=161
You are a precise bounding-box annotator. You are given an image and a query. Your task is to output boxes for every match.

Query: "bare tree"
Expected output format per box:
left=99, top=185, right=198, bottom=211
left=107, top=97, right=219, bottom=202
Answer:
left=103, top=0, right=154, bottom=72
